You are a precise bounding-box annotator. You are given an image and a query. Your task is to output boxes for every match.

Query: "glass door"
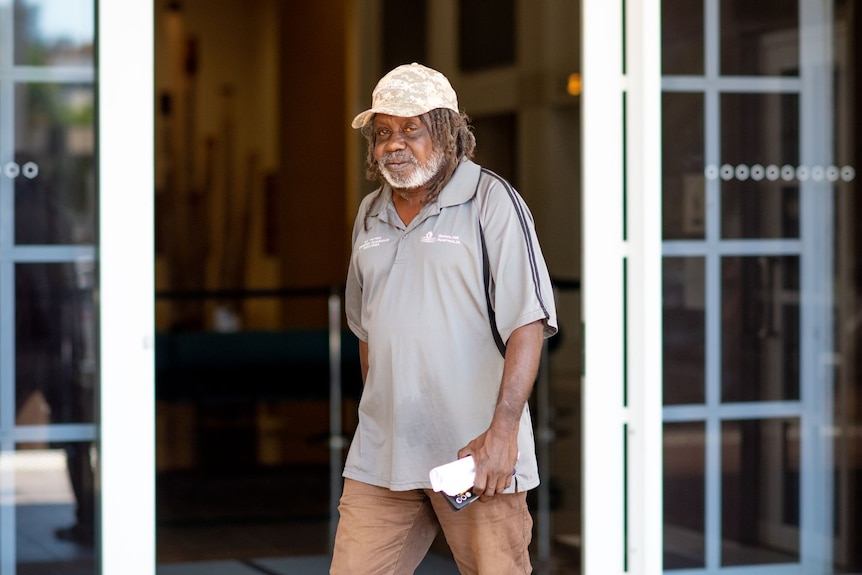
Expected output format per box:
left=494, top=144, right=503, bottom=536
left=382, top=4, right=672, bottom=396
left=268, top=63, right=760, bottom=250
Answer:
left=1, top=1, right=99, bottom=572
left=661, top=0, right=859, bottom=573
left=1, top=1, right=154, bottom=573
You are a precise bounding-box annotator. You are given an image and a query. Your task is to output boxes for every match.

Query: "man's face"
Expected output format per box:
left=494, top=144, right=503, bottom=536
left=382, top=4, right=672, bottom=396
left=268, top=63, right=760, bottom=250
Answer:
left=372, top=114, right=443, bottom=190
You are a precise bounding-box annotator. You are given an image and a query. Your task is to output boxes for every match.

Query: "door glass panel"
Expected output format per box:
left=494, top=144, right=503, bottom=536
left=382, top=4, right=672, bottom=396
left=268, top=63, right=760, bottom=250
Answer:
left=15, top=83, right=96, bottom=246
left=2, top=0, right=99, bottom=573
left=720, top=0, right=799, bottom=76
left=720, top=93, right=799, bottom=240
left=13, top=0, right=95, bottom=67
left=661, top=0, right=704, bottom=75
left=662, top=2, right=859, bottom=573
left=663, top=257, right=705, bottom=405
left=721, top=256, right=799, bottom=403
left=381, top=0, right=427, bottom=74
left=662, top=92, right=705, bottom=240
left=664, top=422, right=706, bottom=569
left=458, top=0, right=516, bottom=72
left=16, top=262, right=97, bottom=425
left=721, top=418, right=800, bottom=566
left=15, top=443, right=97, bottom=571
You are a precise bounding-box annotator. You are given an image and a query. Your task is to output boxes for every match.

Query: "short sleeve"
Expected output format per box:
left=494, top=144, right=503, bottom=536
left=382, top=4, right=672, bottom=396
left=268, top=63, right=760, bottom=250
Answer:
left=477, top=171, right=558, bottom=343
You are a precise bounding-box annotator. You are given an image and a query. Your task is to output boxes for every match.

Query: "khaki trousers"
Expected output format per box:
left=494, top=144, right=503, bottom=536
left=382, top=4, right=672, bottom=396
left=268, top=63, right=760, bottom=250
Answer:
left=330, top=478, right=533, bottom=575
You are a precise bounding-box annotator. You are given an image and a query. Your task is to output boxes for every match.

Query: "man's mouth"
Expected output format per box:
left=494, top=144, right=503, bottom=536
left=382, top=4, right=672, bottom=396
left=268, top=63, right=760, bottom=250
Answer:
left=382, top=154, right=416, bottom=170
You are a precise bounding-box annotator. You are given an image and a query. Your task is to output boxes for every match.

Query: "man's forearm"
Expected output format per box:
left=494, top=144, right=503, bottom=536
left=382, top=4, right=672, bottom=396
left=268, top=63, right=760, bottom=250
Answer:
left=459, top=319, right=545, bottom=497
left=489, top=319, right=544, bottom=436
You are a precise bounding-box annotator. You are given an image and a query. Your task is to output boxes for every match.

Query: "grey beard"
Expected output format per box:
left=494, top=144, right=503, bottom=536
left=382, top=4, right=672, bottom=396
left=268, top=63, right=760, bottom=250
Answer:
left=379, top=148, right=445, bottom=192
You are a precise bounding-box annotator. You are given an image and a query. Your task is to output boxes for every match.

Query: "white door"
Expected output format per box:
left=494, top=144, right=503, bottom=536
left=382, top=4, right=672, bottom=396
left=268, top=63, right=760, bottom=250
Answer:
left=660, top=1, right=859, bottom=573
left=0, top=1, right=154, bottom=573
left=582, top=1, right=860, bottom=574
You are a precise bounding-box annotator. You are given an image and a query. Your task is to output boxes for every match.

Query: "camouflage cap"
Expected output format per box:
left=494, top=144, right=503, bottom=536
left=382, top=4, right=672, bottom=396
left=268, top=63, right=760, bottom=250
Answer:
left=351, top=62, right=459, bottom=129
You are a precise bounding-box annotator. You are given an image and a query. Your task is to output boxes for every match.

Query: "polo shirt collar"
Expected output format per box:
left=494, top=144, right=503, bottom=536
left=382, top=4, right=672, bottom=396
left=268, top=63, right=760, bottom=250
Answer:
left=437, top=158, right=481, bottom=208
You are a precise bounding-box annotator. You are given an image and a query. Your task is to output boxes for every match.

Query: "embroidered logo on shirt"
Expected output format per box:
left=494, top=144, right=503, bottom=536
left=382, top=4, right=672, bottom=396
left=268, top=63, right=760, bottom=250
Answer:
left=420, top=231, right=461, bottom=245
left=358, top=236, right=390, bottom=251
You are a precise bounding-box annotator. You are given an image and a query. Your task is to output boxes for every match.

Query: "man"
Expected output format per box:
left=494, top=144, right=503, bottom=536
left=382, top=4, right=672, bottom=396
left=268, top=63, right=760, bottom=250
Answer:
left=332, top=63, right=557, bottom=575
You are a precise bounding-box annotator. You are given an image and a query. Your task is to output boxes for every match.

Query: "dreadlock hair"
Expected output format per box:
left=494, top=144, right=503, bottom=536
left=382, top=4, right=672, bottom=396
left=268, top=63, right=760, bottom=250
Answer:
left=360, top=108, right=477, bottom=229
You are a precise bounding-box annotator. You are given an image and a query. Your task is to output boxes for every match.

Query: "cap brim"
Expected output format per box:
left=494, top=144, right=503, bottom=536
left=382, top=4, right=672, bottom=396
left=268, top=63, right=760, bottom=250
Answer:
left=351, top=102, right=456, bottom=129
left=351, top=109, right=375, bottom=129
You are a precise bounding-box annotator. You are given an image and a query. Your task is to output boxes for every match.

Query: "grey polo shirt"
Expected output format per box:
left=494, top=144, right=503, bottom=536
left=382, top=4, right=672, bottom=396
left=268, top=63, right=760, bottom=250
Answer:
left=344, top=159, right=557, bottom=492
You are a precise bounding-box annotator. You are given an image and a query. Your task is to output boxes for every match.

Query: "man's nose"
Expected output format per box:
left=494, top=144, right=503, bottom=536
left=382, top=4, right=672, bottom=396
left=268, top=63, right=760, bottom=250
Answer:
left=384, top=131, right=406, bottom=150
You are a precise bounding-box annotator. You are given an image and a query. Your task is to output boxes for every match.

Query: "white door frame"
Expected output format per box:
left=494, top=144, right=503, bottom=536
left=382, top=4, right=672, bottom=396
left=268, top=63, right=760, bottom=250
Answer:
left=98, top=1, right=155, bottom=573
left=581, top=1, right=663, bottom=574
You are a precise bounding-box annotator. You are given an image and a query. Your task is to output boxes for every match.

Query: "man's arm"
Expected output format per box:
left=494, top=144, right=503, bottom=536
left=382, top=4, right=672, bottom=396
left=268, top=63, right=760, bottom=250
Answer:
left=458, top=319, right=544, bottom=499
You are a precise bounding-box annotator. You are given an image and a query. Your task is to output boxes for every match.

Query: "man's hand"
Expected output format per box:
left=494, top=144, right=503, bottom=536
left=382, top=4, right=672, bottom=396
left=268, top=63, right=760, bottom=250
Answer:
left=458, top=427, right=519, bottom=501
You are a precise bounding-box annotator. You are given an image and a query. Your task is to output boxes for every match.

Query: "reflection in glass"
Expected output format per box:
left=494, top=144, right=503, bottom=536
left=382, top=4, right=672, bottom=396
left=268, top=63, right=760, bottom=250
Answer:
left=721, top=93, right=799, bottom=239
left=15, top=444, right=97, bottom=574
left=664, top=422, right=705, bottom=570
left=720, top=0, right=798, bottom=77
left=661, top=0, right=704, bottom=75
left=16, top=262, right=97, bottom=425
left=663, top=258, right=705, bottom=405
left=721, top=419, right=799, bottom=566
left=721, top=256, right=799, bottom=403
left=15, top=83, right=96, bottom=245
left=662, top=92, right=705, bottom=240
left=13, top=0, right=95, bottom=67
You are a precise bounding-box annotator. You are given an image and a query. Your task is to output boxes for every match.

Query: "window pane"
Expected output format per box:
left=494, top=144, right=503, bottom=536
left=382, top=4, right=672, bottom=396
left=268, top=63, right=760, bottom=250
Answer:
left=662, top=0, right=704, bottom=75
left=381, top=0, right=427, bottom=73
left=721, top=419, right=800, bottom=566
left=471, top=113, right=518, bottom=186
left=720, top=0, right=798, bottom=77
left=663, top=258, right=705, bottom=405
left=664, top=422, right=705, bottom=570
left=16, top=262, right=97, bottom=425
left=14, top=0, right=95, bottom=67
left=458, top=0, right=516, bottom=72
left=721, top=256, right=799, bottom=403
left=720, top=93, right=799, bottom=240
left=15, top=83, right=96, bottom=245
left=15, top=445, right=97, bottom=573
left=662, top=92, right=705, bottom=240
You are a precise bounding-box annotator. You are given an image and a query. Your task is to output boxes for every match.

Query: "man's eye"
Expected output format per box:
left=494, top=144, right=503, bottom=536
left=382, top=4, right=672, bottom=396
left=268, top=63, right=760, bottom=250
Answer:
left=376, top=128, right=390, bottom=138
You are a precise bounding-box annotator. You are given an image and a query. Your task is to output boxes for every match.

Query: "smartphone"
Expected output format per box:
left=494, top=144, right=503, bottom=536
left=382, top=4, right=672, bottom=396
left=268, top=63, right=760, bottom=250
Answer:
left=442, top=488, right=478, bottom=511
